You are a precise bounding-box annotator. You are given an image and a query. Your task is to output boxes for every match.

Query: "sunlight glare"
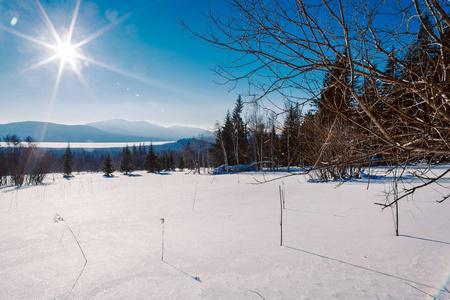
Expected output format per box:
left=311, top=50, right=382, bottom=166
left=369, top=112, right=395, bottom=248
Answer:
left=55, top=42, right=77, bottom=63
left=7, top=0, right=166, bottom=106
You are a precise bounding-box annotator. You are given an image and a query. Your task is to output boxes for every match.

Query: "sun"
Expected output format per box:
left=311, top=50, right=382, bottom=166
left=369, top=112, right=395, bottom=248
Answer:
left=1, top=0, right=132, bottom=103
left=55, top=41, right=78, bottom=63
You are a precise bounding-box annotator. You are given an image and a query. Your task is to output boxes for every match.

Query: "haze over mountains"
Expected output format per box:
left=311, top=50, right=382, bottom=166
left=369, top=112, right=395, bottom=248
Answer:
left=0, top=120, right=210, bottom=143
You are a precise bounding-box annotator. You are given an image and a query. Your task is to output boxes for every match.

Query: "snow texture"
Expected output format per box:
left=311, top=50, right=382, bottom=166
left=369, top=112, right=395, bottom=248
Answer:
left=0, top=169, right=449, bottom=299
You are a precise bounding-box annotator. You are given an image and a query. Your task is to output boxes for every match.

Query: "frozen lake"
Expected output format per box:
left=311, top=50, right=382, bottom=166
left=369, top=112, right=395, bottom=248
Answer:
left=0, top=141, right=174, bottom=149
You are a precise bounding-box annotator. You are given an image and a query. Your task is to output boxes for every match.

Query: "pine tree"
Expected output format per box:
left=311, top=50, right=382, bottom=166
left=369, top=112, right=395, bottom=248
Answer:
left=158, top=154, right=167, bottom=171
left=62, top=143, right=74, bottom=178
left=318, top=50, right=353, bottom=127
left=119, top=146, right=135, bottom=175
left=168, top=153, right=175, bottom=171
left=102, top=153, right=115, bottom=177
left=178, top=153, right=186, bottom=171
left=210, top=113, right=235, bottom=167
left=299, top=111, right=318, bottom=167
left=183, top=141, right=196, bottom=169
left=222, top=111, right=235, bottom=164
left=232, top=95, right=249, bottom=166
left=143, top=143, right=159, bottom=172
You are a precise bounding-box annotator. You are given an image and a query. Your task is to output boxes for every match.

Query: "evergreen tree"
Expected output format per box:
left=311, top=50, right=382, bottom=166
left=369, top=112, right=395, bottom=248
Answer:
left=210, top=112, right=235, bottom=167
left=401, top=14, right=440, bottom=124
left=299, top=111, right=318, bottom=166
left=183, top=141, right=196, bottom=169
left=62, top=143, right=74, bottom=178
left=102, top=153, right=115, bottom=177
left=232, top=95, right=249, bottom=165
left=119, top=146, right=135, bottom=175
left=159, top=154, right=168, bottom=171
left=168, top=153, right=175, bottom=171
left=318, top=50, right=353, bottom=127
left=143, top=143, right=159, bottom=172
left=222, top=111, right=235, bottom=164
left=178, top=153, right=186, bottom=170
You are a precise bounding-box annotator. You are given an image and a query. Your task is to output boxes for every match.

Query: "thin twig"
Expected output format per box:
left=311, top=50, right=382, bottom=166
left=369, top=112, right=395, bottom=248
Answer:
left=279, top=185, right=283, bottom=246
left=375, top=168, right=450, bottom=208
left=54, top=213, right=87, bottom=300
left=245, top=290, right=266, bottom=299
left=404, top=281, right=436, bottom=299
left=192, top=182, right=198, bottom=211
left=160, top=218, right=165, bottom=261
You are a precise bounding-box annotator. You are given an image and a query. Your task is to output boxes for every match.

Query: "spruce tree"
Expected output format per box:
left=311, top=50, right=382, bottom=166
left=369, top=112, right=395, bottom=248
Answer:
left=119, top=146, right=135, bottom=175
left=161, top=154, right=169, bottom=171
left=401, top=14, right=439, bottom=124
left=168, top=153, right=175, bottom=171
left=102, top=153, right=115, bottom=177
left=62, top=143, right=74, bottom=178
left=232, top=95, right=249, bottom=166
left=183, top=141, right=196, bottom=169
left=178, top=153, right=186, bottom=171
left=143, top=143, right=159, bottom=172
left=158, top=155, right=166, bottom=171
left=222, top=111, right=235, bottom=164
left=318, top=50, right=352, bottom=127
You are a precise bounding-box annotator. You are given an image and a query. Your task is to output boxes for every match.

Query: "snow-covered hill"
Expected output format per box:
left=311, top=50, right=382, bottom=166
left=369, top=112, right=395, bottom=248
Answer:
left=0, top=170, right=449, bottom=299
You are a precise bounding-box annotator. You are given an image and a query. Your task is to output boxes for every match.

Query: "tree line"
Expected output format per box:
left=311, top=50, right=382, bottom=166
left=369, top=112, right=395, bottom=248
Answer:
left=62, top=139, right=212, bottom=177
left=0, top=134, right=213, bottom=186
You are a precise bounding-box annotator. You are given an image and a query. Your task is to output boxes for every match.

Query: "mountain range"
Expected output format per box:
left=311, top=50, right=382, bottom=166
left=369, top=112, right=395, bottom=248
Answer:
left=0, top=120, right=210, bottom=143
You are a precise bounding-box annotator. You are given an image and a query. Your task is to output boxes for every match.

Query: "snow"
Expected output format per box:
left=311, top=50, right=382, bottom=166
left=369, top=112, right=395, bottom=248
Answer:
left=0, top=170, right=449, bottom=299
left=44, top=141, right=173, bottom=149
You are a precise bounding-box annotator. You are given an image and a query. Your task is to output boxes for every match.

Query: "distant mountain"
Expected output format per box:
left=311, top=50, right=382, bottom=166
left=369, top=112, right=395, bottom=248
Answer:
left=167, top=125, right=211, bottom=139
left=0, top=121, right=168, bottom=143
left=87, top=119, right=210, bottom=140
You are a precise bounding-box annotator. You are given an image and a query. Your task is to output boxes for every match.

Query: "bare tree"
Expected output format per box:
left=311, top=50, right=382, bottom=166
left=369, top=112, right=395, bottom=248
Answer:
left=181, top=0, right=450, bottom=205
left=247, top=103, right=266, bottom=166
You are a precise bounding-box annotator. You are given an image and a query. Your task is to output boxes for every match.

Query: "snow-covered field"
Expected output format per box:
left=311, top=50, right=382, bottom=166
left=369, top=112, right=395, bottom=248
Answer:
left=0, top=169, right=449, bottom=299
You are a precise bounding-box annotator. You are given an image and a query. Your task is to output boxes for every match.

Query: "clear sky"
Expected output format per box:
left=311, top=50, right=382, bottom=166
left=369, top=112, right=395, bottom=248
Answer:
left=0, top=0, right=242, bottom=129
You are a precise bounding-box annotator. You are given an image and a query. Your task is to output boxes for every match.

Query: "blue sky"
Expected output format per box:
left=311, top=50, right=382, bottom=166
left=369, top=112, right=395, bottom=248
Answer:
left=0, top=0, right=242, bottom=129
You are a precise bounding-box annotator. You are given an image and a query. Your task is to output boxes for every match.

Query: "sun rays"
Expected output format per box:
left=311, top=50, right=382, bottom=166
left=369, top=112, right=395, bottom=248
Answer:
left=54, top=42, right=77, bottom=63
left=1, top=0, right=194, bottom=107
left=1, top=0, right=129, bottom=106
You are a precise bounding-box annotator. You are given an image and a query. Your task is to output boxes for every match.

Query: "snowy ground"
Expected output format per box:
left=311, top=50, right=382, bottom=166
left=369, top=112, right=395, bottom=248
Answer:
left=0, top=169, right=449, bottom=299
